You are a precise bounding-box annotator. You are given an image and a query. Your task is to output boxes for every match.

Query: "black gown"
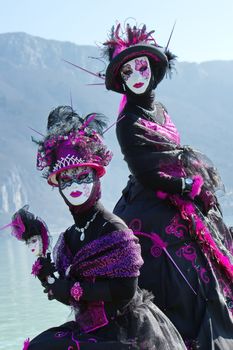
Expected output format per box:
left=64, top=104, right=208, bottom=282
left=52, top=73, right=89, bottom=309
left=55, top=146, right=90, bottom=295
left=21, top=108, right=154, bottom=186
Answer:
left=113, top=101, right=233, bottom=350
left=26, top=202, right=186, bottom=350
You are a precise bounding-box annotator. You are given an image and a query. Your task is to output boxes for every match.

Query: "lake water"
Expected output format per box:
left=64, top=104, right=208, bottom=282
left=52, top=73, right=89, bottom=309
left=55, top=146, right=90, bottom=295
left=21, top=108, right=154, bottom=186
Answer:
left=0, top=236, right=70, bottom=350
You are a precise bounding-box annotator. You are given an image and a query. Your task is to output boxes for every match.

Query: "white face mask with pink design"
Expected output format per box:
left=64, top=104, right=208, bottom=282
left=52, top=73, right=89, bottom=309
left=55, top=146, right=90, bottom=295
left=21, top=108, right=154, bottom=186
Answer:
left=58, top=167, right=94, bottom=206
left=27, top=235, right=43, bottom=256
left=120, top=56, right=152, bottom=94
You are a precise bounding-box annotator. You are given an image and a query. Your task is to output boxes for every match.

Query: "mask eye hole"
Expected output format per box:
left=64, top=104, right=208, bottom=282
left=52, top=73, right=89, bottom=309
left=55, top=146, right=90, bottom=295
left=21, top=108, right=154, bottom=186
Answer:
left=58, top=174, right=73, bottom=189
left=77, top=171, right=90, bottom=181
left=60, top=175, right=71, bottom=181
left=27, top=237, right=37, bottom=245
left=121, top=64, right=133, bottom=79
left=122, top=69, right=132, bottom=76
left=139, top=65, right=147, bottom=72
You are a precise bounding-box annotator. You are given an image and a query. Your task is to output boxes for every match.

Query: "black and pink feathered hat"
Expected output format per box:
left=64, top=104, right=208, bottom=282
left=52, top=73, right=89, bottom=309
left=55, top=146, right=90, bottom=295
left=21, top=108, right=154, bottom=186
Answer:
left=103, top=22, right=176, bottom=93
left=35, top=106, right=112, bottom=186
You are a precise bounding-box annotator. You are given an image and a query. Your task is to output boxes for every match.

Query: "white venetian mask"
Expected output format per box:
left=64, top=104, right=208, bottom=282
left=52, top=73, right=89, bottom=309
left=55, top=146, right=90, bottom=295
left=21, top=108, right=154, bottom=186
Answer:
left=58, top=167, right=94, bottom=206
left=120, top=56, right=152, bottom=94
left=27, top=235, right=43, bottom=256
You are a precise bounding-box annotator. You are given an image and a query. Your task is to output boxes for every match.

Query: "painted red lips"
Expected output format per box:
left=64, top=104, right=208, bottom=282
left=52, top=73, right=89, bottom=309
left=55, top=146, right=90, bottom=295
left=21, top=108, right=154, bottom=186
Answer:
left=133, top=82, right=144, bottom=88
left=70, top=191, right=82, bottom=198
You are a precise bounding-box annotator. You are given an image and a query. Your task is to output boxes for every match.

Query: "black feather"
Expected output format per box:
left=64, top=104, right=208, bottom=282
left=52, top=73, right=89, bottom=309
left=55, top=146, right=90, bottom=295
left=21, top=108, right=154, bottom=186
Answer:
left=165, top=50, right=177, bottom=77
left=46, top=106, right=83, bottom=136
left=82, top=113, right=108, bottom=136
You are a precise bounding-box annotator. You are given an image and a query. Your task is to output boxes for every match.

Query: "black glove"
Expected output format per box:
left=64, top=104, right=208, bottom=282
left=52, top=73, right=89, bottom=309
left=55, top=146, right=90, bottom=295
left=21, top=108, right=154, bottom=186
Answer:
left=36, top=253, right=56, bottom=282
left=43, top=278, right=74, bottom=305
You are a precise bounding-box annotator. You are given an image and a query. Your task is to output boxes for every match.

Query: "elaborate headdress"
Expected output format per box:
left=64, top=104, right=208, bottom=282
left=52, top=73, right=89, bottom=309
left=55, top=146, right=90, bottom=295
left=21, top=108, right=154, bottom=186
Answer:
left=103, top=22, right=176, bottom=93
left=35, top=106, right=112, bottom=186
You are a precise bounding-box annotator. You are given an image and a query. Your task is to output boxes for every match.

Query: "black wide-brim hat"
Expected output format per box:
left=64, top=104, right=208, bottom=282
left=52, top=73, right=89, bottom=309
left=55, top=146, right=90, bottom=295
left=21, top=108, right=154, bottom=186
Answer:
left=105, top=43, right=168, bottom=94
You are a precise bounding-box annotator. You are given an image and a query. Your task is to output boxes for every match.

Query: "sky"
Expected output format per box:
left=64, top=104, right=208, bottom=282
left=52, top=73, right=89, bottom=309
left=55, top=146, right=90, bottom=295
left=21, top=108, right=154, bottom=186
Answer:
left=0, top=0, right=233, bottom=63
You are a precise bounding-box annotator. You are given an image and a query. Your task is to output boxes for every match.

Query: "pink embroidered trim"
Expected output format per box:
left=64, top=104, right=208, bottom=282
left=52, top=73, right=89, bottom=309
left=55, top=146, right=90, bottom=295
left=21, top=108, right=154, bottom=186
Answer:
left=70, top=282, right=83, bottom=301
left=77, top=301, right=109, bottom=333
left=189, top=175, right=204, bottom=199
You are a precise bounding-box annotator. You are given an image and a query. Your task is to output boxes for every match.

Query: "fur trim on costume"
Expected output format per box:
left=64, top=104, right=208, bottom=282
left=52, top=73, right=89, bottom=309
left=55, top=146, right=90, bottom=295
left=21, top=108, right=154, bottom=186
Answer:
left=172, top=196, right=233, bottom=283
left=189, top=175, right=204, bottom=199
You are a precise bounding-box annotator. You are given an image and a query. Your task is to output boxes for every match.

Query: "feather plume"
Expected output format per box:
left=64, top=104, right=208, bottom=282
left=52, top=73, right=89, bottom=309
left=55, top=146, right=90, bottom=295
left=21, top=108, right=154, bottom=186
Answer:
left=82, top=113, right=108, bottom=135
left=165, top=49, right=177, bottom=77
left=47, top=106, right=83, bottom=136
left=103, top=22, right=159, bottom=61
left=46, top=106, right=108, bottom=137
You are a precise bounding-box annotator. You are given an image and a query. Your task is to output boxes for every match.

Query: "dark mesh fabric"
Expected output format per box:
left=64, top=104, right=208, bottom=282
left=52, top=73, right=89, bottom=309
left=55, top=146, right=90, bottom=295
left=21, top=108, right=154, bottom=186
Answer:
left=27, top=290, right=186, bottom=350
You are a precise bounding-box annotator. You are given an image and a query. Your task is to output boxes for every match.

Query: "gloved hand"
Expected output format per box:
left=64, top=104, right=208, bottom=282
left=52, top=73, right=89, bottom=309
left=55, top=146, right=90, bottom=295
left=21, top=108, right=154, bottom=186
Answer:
left=36, top=253, right=56, bottom=282
left=43, top=278, right=74, bottom=305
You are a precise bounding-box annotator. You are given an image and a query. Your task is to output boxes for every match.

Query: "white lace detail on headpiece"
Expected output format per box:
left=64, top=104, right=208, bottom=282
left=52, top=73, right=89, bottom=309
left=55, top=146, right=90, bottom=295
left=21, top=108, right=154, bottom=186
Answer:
left=52, top=154, right=85, bottom=172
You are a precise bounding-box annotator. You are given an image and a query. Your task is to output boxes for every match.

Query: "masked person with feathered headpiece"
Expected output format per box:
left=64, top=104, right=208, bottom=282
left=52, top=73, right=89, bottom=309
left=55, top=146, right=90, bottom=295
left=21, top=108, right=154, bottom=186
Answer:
left=21, top=106, right=186, bottom=350
left=102, top=22, right=233, bottom=349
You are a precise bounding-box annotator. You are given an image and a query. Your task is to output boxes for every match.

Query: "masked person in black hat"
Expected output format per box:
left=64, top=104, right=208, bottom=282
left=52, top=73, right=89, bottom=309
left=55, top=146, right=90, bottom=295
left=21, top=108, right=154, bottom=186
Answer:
left=21, top=106, right=186, bottom=350
left=103, top=22, right=233, bottom=349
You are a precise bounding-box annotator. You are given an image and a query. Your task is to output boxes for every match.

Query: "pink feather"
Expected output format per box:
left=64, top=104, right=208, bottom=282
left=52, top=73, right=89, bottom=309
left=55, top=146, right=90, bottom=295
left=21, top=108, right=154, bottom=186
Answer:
left=22, top=338, right=30, bottom=350
left=189, top=175, right=204, bottom=199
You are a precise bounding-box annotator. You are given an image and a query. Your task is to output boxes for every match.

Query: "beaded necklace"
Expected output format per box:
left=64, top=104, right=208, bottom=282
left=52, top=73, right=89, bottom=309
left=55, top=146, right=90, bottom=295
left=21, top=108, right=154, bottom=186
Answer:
left=75, top=211, right=99, bottom=241
left=135, top=103, right=165, bottom=125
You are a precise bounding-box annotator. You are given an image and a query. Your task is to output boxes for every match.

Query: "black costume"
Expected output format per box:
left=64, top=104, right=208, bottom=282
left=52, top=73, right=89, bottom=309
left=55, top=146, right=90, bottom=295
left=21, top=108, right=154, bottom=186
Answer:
left=28, top=203, right=186, bottom=350
left=22, top=106, right=186, bottom=350
left=113, top=99, right=233, bottom=349
left=102, top=22, right=233, bottom=349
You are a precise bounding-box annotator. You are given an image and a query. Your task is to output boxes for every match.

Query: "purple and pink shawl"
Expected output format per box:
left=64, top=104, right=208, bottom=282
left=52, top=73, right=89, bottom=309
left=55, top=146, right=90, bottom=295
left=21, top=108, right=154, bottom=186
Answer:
left=53, top=229, right=143, bottom=333
left=54, top=229, right=142, bottom=279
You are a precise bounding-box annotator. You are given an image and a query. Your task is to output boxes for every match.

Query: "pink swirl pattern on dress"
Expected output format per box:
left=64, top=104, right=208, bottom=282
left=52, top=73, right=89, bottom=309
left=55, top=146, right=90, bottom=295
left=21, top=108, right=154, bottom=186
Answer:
left=165, top=214, right=188, bottom=238
left=128, top=218, right=142, bottom=232
left=150, top=233, right=168, bottom=257
left=136, top=231, right=167, bottom=258
left=176, top=244, right=210, bottom=284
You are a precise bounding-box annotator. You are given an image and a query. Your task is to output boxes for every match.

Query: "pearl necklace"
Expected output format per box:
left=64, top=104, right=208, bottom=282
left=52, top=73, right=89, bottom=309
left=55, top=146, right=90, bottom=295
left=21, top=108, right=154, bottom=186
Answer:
left=75, top=211, right=98, bottom=241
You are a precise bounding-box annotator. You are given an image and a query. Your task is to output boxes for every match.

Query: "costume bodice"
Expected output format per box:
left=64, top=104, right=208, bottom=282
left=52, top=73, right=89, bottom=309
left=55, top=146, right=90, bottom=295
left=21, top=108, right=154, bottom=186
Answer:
left=138, top=108, right=181, bottom=145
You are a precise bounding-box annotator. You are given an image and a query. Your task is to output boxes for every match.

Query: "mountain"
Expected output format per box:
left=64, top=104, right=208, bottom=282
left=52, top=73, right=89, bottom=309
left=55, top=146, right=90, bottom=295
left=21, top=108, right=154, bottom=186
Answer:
left=0, top=32, right=232, bottom=231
